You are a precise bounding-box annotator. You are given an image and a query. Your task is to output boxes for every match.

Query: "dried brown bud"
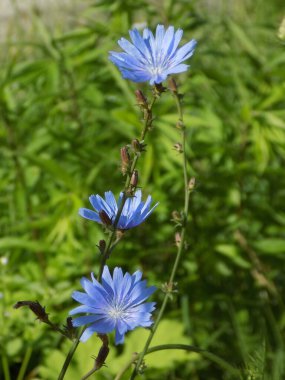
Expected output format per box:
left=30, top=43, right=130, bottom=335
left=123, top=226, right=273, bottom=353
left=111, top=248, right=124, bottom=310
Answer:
left=131, top=139, right=140, bottom=152
left=130, top=170, right=139, bottom=188
left=135, top=90, right=148, bottom=108
left=94, top=334, right=109, bottom=370
left=168, top=77, right=178, bottom=93
left=161, top=281, right=178, bottom=294
left=173, top=143, right=183, bottom=153
left=120, top=146, right=130, bottom=175
left=175, top=232, right=181, bottom=247
left=154, top=83, right=167, bottom=96
left=97, top=239, right=106, bottom=254
left=172, top=210, right=181, bottom=222
left=116, top=229, right=125, bottom=240
left=66, top=316, right=73, bottom=330
left=176, top=120, right=184, bottom=129
left=188, top=177, right=196, bottom=190
left=14, top=301, right=49, bottom=323
left=64, top=317, right=76, bottom=338
left=94, top=345, right=109, bottom=370
left=99, top=210, right=112, bottom=226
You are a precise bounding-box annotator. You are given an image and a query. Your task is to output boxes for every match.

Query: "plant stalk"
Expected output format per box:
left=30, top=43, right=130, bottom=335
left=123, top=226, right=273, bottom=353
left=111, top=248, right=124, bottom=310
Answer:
left=130, top=86, right=191, bottom=379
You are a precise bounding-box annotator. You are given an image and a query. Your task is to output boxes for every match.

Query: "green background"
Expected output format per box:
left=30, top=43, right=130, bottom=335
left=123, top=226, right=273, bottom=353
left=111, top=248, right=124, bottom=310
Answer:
left=1, top=0, right=285, bottom=379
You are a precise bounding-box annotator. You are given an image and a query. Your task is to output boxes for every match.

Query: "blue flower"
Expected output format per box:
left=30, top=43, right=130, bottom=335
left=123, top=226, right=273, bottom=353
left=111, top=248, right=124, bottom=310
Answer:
left=109, top=24, right=197, bottom=85
left=70, top=266, right=156, bottom=344
left=79, top=189, right=158, bottom=230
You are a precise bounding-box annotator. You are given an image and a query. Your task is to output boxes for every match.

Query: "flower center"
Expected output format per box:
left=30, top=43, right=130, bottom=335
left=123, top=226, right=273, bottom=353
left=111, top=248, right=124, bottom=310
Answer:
left=108, top=305, right=126, bottom=320
left=149, top=66, right=163, bottom=76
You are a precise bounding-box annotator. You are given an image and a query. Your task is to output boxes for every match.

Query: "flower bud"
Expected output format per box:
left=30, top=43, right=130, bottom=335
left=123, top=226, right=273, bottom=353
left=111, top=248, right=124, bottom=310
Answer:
left=131, top=139, right=141, bottom=152
left=130, top=170, right=139, bottom=188
left=97, top=239, right=106, bottom=254
left=65, top=317, right=76, bottom=338
left=94, top=334, right=109, bottom=370
left=168, top=77, right=178, bottom=93
left=188, top=177, right=196, bottom=190
left=172, top=210, right=181, bottom=222
left=176, top=120, right=184, bottom=129
left=175, top=232, right=181, bottom=247
left=116, top=229, right=125, bottom=240
left=278, top=18, right=285, bottom=40
left=135, top=90, right=148, bottom=108
left=99, top=210, right=112, bottom=226
left=154, top=83, right=166, bottom=96
left=14, top=301, right=49, bottom=323
left=120, top=146, right=130, bottom=175
left=173, top=143, right=183, bottom=153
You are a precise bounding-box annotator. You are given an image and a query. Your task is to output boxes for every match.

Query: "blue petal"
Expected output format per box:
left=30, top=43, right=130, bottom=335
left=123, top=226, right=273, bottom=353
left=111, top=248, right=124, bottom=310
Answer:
left=168, top=28, right=184, bottom=58
left=155, top=24, right=165, bottom=53
left=78, top=208, right=100, bottom=222
left=120, top=68, right=152, bottom=83
left=133, top=190, right=142, bottom=207
left=72, top=315, right=104, bottom=327
left=101, top=266, right=115, bottom=297
left=172, top=39, right=197, bottom=64
left=132, top=270, right=143, bottom=283
left=123, top=312, right=153, bottom=329
left=95, top=194, right=113, bottom=217
left=127, top=283, right=156, bottom=307
left=110, top=52, right=146, bottom=70
left=130, top=302, right=156, bottom=314
left=117, top=272, right=133, bottom=304
left=69, top=305, right=100, bottom=315
left=165, top=64, right=189, bottom=75
left=161, top=26, right=175, bottom=57
left=72, top=291, right=96, bottom=308
left=117, top=319, right=129, bottom=335
left=129, top=29, right=152, bottom=63
left=89, top=194, right=114, bottom=219
left=89, top=195, right=101, bottom=212
left=139, top=201, right=159, bottom=223
left=104, top=191, right=118, bottom=214
left=112, top=267, right=124, bottom=298
left=80, top=277, right=110, bottom=306
left=118, top=38, right=146, bottom=63
left=80, top=318, right=115, bottom=342
left=115, top=328, right=125, bottom=345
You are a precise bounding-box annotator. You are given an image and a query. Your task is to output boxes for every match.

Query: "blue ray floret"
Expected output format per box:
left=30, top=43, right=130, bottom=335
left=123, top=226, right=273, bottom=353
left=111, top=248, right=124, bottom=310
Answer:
left=70, top=266, right=156, bottom=344
left=79, top=189, right=158, bottom=230
left=109, top=24, right=197, bottom=85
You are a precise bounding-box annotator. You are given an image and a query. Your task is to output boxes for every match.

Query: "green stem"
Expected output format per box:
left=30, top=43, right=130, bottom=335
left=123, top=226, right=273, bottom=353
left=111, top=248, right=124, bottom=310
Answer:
left=130, top=88, right=191, bottom=379
left=1, top=355, right=11, bottom=380
left=58, top=338, right=81, bottom=380
left=117, top=344, right=240, bottom=380
left=58, top=92, right=157, bottom=380
left=97, top=94, right=157, bottom=282
left=114, top=353, right=139, bottom=380
left=16, top=346, right=33, bottom=380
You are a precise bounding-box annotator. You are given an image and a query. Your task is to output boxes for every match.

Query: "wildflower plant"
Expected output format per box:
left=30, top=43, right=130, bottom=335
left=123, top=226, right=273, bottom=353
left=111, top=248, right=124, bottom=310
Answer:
left=15, top=24, right=240, bottom=380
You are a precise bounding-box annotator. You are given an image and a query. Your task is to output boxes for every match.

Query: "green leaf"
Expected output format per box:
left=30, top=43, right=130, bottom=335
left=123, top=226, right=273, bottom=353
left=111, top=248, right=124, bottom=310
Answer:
left=215, top=244, right=251, bottom=269
left=254, top=239, right=285, bottom=255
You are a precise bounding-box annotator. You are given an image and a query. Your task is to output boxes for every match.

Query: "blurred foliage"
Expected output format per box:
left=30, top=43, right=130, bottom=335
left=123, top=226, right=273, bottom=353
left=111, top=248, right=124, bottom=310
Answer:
left=1, top=0, right=285, bottom=379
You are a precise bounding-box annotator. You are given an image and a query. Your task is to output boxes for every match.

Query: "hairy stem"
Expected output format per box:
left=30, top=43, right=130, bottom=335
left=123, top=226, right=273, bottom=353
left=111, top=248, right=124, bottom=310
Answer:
left=130, top=86, right=192, bottom=379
